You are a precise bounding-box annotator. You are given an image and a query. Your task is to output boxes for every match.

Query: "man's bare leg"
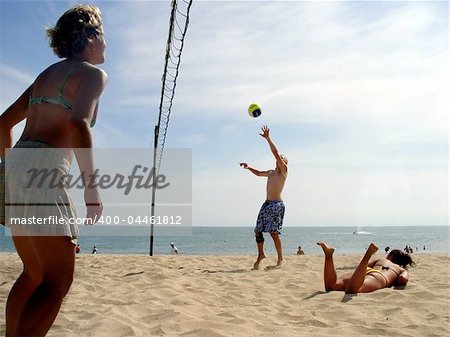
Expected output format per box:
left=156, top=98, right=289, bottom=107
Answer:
left=270, top=232, right=283, bottom=267
left=345, top=243, right=378, bottom=294
left=317, top=242, right=337, bottom=291
left=253, top=232, right=265, bottom=270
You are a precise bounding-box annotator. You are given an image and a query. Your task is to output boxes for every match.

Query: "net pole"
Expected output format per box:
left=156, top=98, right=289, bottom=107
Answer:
left=150, top=124, right=159, bottom=256
left=150, top=0, right=193, bottom=255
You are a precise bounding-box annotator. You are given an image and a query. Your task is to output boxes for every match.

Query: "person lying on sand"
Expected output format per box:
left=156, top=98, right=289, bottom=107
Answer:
left=317, top=242, right=414, bottom=294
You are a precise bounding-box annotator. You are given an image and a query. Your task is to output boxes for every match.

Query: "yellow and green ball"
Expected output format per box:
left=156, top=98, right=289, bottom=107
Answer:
left=248, top=103, right=262, bottom=118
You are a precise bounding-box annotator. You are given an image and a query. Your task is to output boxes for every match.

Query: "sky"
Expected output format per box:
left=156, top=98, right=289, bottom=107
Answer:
left=0, top=0, right=448, bottom=227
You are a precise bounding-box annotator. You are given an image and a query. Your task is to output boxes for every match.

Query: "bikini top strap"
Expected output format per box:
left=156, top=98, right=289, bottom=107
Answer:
left=59, top=62, right=84, bottom=96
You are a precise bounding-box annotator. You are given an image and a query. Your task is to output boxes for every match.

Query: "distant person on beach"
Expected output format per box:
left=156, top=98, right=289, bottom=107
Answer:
left=240, top=125, right=288, bottom=270
left=384, top=246, right=390, bottom=254
left=317, top=242, right=414, bottom=294
left=404, top=245, right=413, bottom=253
left=92, top=246, right=98, bottom=254
left=75, top=244, right=81, bottom=254
left=170, top=242, right=179, bottom=255
left=296, top=246, right=305, bottom=255
left=1, top=5, right=107, bottom=336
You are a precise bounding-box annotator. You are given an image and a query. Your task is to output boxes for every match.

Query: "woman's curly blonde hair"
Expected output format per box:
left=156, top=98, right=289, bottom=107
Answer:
left=46, top=4, right=102, bottom=58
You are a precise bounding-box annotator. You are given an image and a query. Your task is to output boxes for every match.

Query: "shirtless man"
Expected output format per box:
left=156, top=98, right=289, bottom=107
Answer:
left=240, top=125, right=288, bottom=269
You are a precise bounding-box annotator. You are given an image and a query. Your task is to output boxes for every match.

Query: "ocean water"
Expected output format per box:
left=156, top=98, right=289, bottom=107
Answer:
left=1, top=225, right=448, bottom=256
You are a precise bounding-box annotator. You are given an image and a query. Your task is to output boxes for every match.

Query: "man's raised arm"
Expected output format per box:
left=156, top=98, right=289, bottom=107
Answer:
left=259, top=125, right=287, bottom=173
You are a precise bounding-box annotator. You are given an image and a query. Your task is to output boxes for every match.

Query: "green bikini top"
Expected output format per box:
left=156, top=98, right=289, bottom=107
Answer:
left=29, top=62, right=98, bottom=127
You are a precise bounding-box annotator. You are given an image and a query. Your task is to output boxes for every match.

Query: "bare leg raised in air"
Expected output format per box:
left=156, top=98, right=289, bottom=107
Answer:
left=344, top=243, right=379, bottom=294
left=317, top=242, right=342, bottom=291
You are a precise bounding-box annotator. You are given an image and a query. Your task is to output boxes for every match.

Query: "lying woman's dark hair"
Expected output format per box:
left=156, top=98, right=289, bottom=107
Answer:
left=388, top=249, right=415, bottom=268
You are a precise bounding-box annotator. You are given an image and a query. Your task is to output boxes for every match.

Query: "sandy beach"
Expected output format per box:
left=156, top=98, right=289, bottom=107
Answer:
left=0, top=252, right=448, bottom=337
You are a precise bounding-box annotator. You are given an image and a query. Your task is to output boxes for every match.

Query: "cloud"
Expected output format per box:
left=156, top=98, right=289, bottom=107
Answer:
left=169, top=0, right=448, bottom=165
left=0, top=63, right=35, bottom=85
left=192, top=164, right=447, bottom=227
left=104, top=2, right=170, bottom=88
left=0, top=64, right=35, bottom=113
left=1, top=0, right=446, bottom=227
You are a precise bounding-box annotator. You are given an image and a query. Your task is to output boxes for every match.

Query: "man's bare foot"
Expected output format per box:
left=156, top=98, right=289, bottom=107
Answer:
left=253, top=254, right=266, bottom=270
left=317, top=242, right=335, bottom=257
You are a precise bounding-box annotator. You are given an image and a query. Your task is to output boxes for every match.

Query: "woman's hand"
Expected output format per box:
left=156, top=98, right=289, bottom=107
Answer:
left=84, top=187, right=103, bottom=225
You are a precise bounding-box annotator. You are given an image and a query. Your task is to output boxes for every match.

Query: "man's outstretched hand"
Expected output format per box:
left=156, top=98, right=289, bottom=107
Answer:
left=239, top=162, right=248, bottom=169
left=259, top=125, right=270, bottom=139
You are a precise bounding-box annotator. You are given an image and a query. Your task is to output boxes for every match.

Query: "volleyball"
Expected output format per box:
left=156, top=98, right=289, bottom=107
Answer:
left=248, top=103, right=262, bottom=118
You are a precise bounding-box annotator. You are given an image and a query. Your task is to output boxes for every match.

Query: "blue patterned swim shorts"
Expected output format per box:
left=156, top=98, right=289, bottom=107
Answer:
left=254, top=200, right=285, bottom=235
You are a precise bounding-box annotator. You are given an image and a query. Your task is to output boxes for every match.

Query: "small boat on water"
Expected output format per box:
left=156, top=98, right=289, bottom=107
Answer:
left=353, top=226, right=372, bottom=235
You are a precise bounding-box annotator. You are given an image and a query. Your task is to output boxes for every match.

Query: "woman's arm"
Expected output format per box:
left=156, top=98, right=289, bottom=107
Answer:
left=395, top=270, right=409, bottom=287
left=0, top=86, right=32, bottom=160
left=69, top=66, right=108, bottom=223
left=70, top=66, right=107, bottom=148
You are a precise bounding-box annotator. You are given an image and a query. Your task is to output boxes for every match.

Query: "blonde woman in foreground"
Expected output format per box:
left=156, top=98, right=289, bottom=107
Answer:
left=317, top=242, right=414, bottom=294
left=0, top=5, right=107, bottom=336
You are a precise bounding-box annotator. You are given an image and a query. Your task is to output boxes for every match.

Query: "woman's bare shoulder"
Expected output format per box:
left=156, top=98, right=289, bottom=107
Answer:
left=79, top=62, right=108, bottom=80
left=75, top=63, right=108, bottom=93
